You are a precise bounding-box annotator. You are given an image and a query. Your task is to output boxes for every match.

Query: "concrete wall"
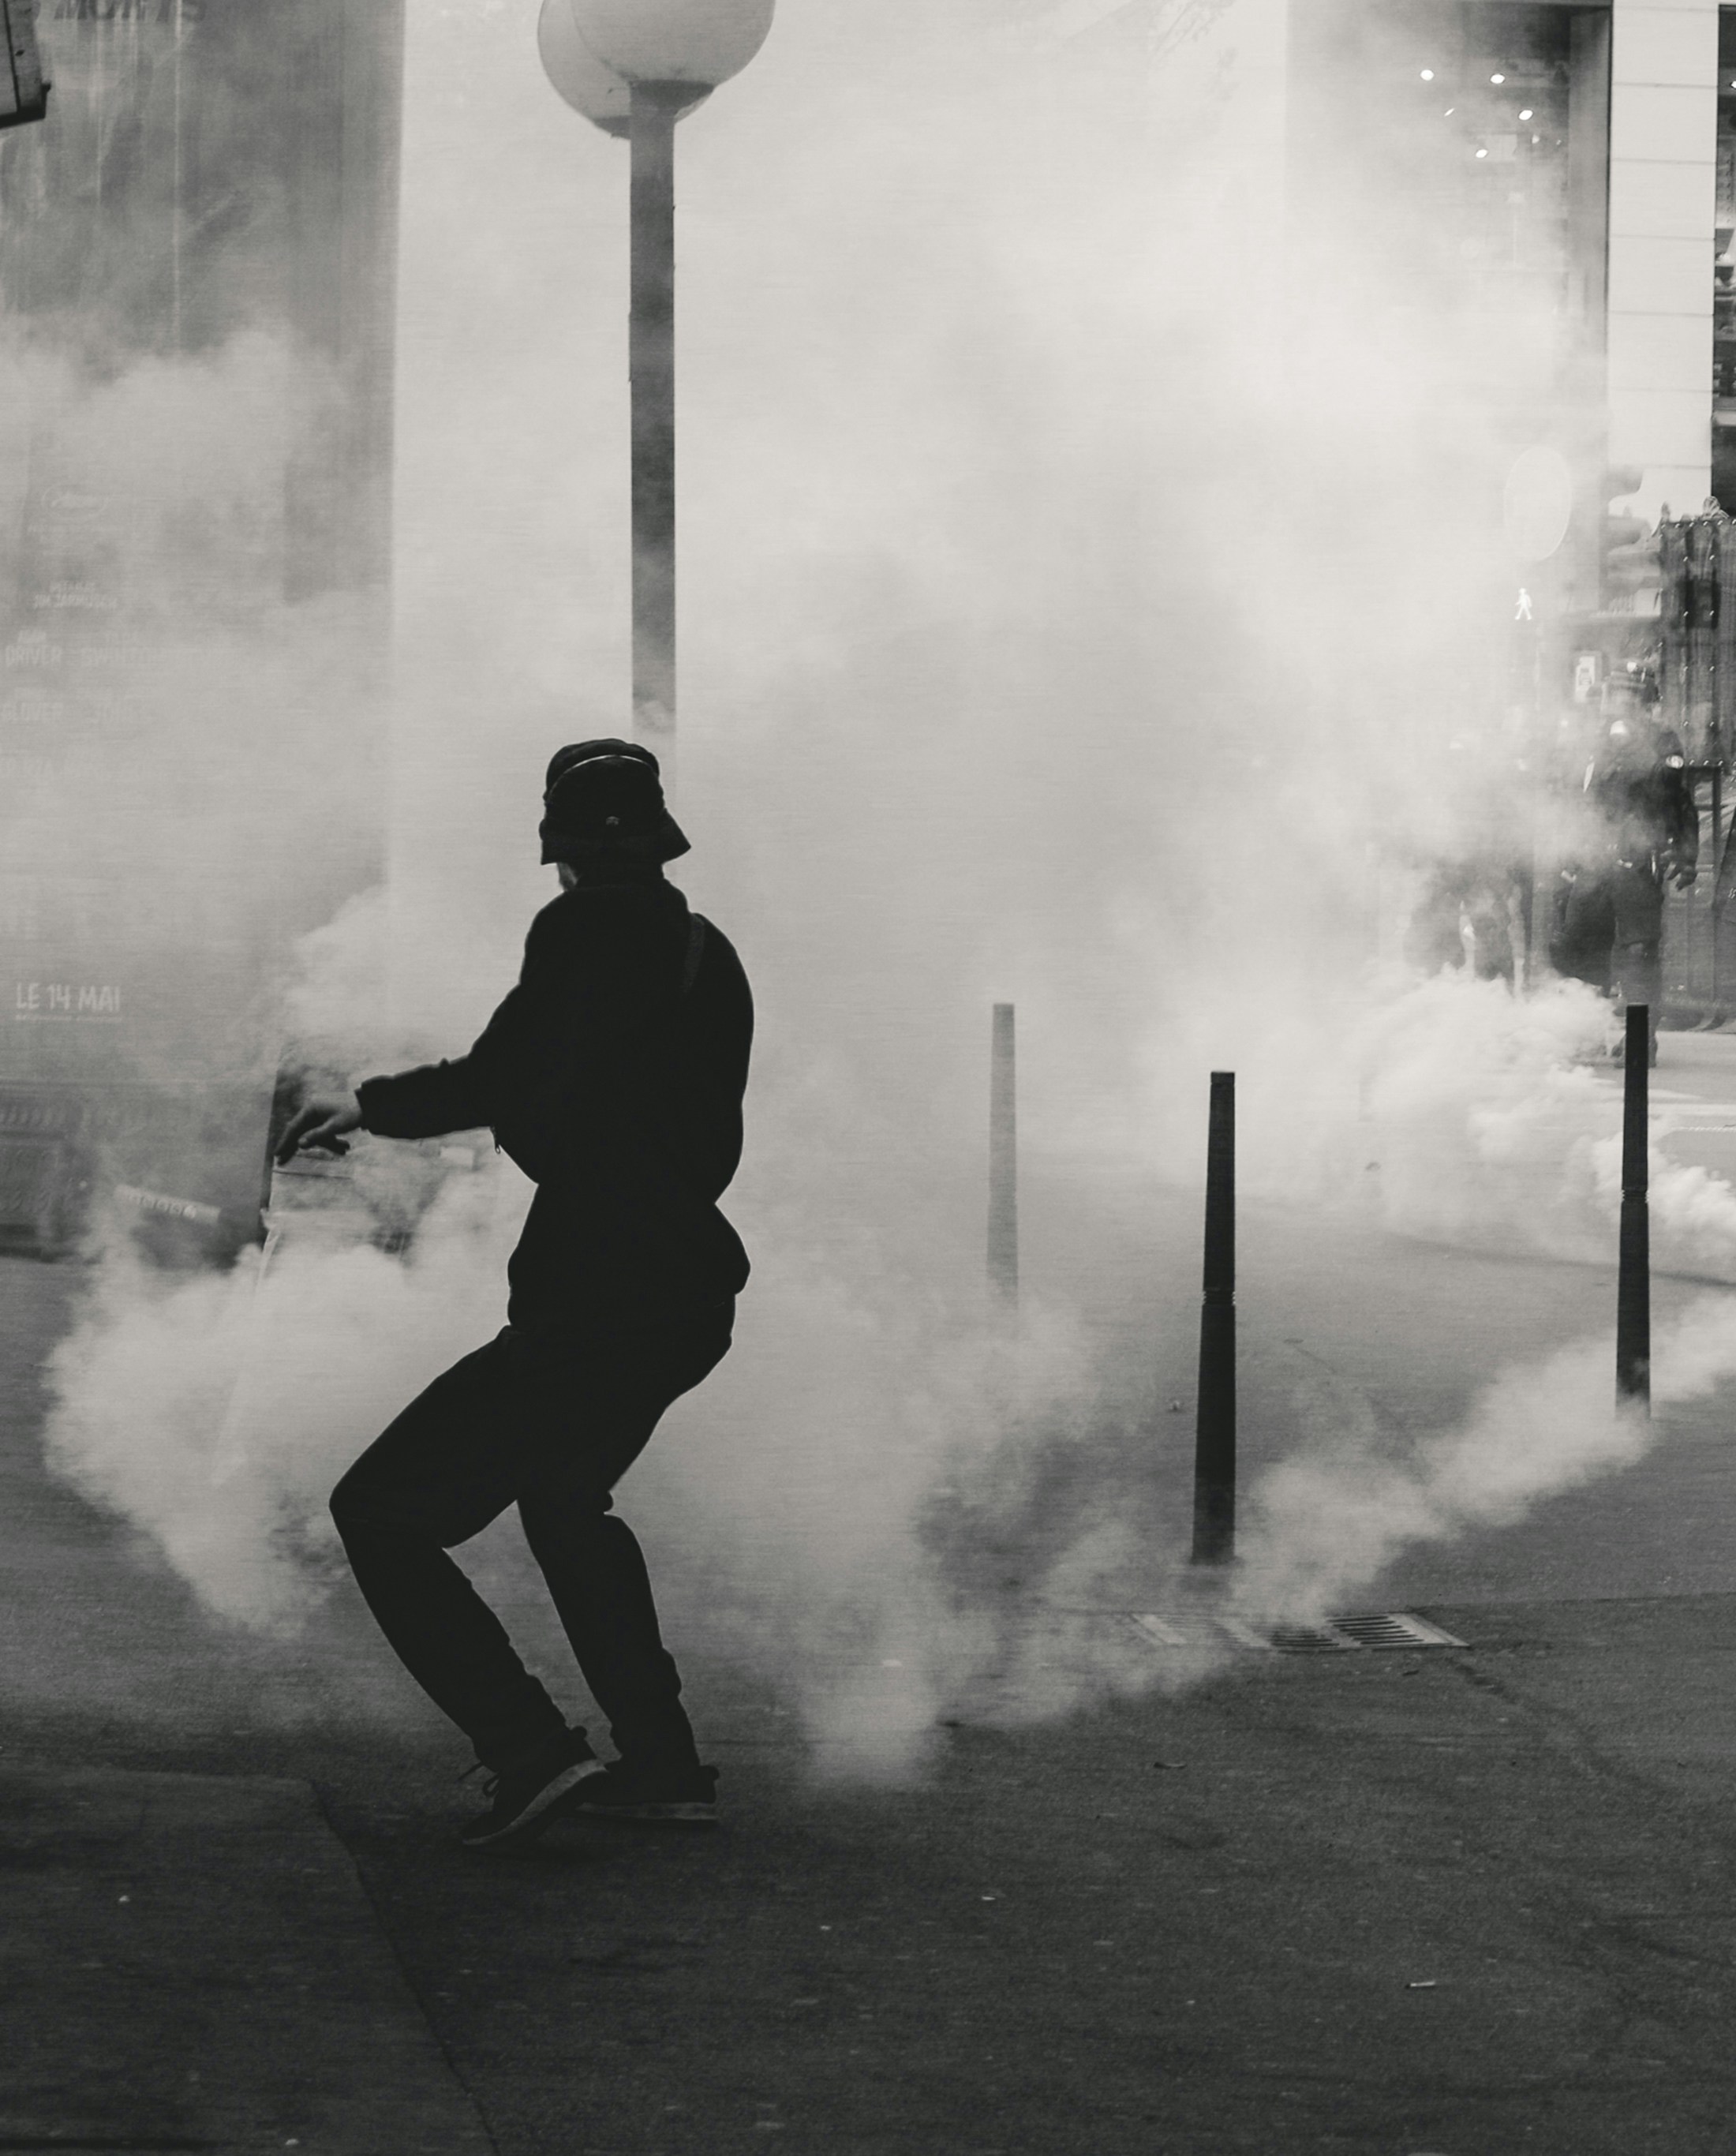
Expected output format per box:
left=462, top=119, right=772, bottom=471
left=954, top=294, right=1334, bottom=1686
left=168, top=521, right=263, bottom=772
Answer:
left=1608, top=0, right=1719, bottom=522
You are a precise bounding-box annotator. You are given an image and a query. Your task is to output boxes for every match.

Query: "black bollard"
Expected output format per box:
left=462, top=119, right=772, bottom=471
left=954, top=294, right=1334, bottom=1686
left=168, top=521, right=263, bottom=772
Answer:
left=1191, top=1072, right=1237, bottom=1565
left=1616, top=1004, right=1651, bottom=1411
left=988, top=1003, right=1018, bottom=1311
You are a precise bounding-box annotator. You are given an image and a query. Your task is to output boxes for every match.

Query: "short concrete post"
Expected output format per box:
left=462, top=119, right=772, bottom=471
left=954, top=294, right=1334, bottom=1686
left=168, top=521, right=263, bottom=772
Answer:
left=988, top=1003, right=1017, bottom=1311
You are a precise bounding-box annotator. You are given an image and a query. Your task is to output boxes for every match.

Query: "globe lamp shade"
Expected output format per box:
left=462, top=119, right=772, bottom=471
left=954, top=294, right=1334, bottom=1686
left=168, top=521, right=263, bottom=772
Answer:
left=539, top=0, right=709, bottom=133
left=567, top=0, right=775, bottom=89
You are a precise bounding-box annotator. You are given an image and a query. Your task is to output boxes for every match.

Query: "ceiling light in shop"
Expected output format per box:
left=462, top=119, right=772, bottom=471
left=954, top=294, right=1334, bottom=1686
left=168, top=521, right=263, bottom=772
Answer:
left=1420, top=68, right=1434, bottom=80
left=1476, top=146, right=1488, bottom=158
left=1519, top=107, right=1532, bottom=119
left=1490, top=73, right=1505, bottom=84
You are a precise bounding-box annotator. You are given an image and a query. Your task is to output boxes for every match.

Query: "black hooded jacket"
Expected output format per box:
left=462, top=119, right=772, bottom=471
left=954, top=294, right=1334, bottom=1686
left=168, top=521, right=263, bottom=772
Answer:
left=1583, top=719, right=1700, bottom=875
left=355, top=877, right=752, bottom=1338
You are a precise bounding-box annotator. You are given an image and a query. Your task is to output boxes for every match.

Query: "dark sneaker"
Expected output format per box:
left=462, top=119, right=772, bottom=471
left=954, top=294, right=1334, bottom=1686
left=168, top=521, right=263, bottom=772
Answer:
left=458, top=1729, right=604, bottom=1850
left=570, top=1759, right=720, bottom=1826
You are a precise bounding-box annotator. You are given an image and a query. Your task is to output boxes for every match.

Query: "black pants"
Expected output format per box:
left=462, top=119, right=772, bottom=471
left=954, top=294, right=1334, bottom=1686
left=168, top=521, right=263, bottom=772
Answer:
left=330, top=1308, right=731, bottom=1775
left=1553, top=862, right=1665, bottom=1034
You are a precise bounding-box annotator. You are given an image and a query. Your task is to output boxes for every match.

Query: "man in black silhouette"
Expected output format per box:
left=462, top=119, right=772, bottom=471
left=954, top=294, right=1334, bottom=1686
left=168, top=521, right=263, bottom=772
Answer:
left=279, top=741, right=752, bottom=1846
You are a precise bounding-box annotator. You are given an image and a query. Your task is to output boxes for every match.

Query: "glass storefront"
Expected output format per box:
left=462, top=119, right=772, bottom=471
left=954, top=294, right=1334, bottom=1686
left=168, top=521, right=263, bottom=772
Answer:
left=0, top=1, right=403, bottom=1249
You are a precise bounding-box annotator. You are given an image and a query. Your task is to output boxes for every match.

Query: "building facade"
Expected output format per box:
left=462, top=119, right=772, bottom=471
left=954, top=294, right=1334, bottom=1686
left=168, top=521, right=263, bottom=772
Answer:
left=0, top=0, right=403, bottom=1251
left=1285, top=0, right=1735, bottom=514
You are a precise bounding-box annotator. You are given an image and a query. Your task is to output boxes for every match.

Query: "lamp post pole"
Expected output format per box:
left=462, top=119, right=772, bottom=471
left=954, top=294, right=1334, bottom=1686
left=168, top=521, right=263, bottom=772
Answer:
left=544, top=0, right=776, bottom=776
left=630, top=83, right=681, bottom=761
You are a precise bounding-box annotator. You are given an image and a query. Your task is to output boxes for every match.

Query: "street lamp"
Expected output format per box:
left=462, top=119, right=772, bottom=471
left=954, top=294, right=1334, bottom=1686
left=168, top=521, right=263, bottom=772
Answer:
left=540, top=0, right=776, bottom=776
left=538, top=2, right=714, bottom=137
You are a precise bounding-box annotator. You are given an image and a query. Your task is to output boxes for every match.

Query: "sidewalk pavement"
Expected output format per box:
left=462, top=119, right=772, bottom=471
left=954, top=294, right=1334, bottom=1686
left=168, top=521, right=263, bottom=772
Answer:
left=1, top=1765, right=493, bottom=2155
left=8, top=1588, right=1736, bottom=2156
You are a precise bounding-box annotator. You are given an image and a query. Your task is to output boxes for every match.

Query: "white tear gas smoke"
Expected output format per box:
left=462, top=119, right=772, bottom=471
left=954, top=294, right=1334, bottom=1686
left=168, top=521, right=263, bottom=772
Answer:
left=0, top=334, right=381, bottom=1054
left=1232, top=1289, right=1736, bottom=1631
left=30, top=1, right=1736, bottom=1775
left=1329, top=968, right=1736, bottom=1283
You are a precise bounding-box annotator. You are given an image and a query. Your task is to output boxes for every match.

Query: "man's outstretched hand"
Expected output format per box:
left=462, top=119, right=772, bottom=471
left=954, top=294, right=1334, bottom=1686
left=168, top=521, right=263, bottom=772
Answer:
left=275, top=1096, right=364, bottom=1165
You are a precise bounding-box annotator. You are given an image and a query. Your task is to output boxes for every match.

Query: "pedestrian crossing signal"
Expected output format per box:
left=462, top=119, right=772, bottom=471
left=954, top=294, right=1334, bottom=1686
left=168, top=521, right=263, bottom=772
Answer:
left=1, top=0, right=49, bottom=131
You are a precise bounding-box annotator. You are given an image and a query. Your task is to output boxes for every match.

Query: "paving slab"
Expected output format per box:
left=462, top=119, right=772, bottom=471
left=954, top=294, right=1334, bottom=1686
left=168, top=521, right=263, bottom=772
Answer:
left=0, top=1765, right=494, bottom=2156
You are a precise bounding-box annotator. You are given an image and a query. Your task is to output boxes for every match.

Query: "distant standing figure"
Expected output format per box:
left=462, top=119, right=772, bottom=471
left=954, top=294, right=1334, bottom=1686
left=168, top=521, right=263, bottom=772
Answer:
left=1551, top=687, right=1699, bottom=1065
left=278, top=740, right=753, bottom=1847
left=1405, top=853, right=1526, bottom=982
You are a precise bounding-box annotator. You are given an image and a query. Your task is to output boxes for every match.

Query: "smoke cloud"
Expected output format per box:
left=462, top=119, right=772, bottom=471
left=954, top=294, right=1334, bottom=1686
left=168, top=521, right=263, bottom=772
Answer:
left=1233, top=1289, right=1736, bottom=1631
left=23, top=0, right=1736, bottom=1776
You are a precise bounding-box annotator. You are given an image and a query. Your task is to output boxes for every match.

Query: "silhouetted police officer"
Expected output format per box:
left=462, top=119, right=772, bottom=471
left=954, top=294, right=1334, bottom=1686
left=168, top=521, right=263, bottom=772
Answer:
left=1551, top=677, right=1699, bottom=1063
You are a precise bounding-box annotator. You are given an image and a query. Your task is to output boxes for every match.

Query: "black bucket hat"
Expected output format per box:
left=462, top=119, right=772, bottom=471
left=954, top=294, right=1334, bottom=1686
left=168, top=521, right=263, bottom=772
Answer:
left=539, top=739, right=690, bottom=865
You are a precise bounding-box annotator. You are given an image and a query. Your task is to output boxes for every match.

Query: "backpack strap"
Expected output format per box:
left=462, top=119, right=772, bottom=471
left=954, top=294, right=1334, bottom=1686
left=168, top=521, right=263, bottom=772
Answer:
left=678, top=914, right=709, bottom=997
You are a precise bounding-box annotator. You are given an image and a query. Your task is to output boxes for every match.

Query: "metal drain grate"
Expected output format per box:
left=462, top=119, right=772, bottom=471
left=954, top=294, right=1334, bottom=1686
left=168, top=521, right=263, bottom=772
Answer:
left=1328, top=1611, right=1467, bottom=1651
left=1124, top=1611, right=1468, bottom=1653
left=1269, top=1623, right=1363, bottom=1653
